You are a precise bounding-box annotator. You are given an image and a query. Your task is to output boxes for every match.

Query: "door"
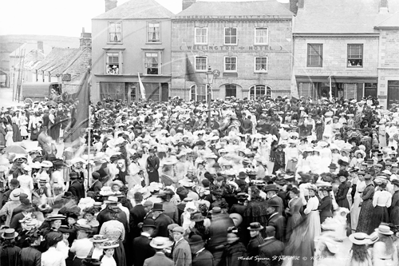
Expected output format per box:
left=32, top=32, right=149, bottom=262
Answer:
left=388, top=80, right=399, bottom=109
left=161, top=83, right=169, bottom=102
left=225, top=84, right=237, bottom=98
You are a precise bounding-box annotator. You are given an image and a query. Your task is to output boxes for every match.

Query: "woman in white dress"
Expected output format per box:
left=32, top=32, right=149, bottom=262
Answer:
left=18, top=164, right=34, bottom=201
left=373, top=225, right=398, bottom=266
left=41, top=231, right=66, bottom=266
left=351, top=171, right=366, bottom=232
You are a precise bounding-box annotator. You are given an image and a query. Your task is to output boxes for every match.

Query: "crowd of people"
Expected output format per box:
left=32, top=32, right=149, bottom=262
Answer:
left=0, top=95, right=399, bottom=266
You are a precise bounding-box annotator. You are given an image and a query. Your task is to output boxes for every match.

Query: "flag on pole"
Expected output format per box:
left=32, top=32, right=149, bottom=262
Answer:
left=138, top=72, right=146, bottom=100
left=290, top=70, right=299, bottom=98
left=68, top=70, right=90, bottom=142
left=185, top=54, right=203, bottom=86
left=329, top=75, right=333, bottom=101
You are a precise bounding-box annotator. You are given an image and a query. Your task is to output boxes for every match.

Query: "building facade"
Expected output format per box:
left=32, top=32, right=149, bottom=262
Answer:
left=91, top=0, right=173, bottom=103
left=170, top=0, right=293, bottom=101
left=292, top=0, right=384, bottom=101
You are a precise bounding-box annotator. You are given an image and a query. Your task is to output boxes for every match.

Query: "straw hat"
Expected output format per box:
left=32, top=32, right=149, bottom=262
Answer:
left=149, top=237, right=173, bottom=249
left=349, top=232, right=370, bottom=245
left=91, top=235, right=108, bottom=243
left=375, top=224, right=393, bottom=236
left=99, top=240, right=119, bottom=249
left=1, top=228, right=18, bottom=239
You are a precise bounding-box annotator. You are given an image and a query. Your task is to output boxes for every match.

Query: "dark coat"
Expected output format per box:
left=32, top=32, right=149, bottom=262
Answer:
left=96, top=207, right=129, bottom=232
left=132, top=235, right=156, bottom=266
left=208, top=214, right=235, bottom=250
left=247, top=234, right=264, bottom=266
left=130, top=204, right=147, bottom=238
left=88, top=180, right=102, bottom=193
left=318, top=196, right=333, bottom=224
left=258, top=238, right=285, bottom=266
left=220, top=241, right=249, bottom=266
left=68, top=180, right=85, bottom=202
left=20, top=246, right=41, bottom=266
left=267, top=213, right=286, bottom=242
left=0, top=245, right=21, bottom=266
left=192, top=249, right=214, bottom=266
left=154, top=213, right=174, bottom=237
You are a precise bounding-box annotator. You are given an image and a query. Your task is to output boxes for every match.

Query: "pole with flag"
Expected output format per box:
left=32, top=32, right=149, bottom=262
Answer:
left=329, top=75, right=333, bottom=101
left=138, top=72, right=146, bottom=101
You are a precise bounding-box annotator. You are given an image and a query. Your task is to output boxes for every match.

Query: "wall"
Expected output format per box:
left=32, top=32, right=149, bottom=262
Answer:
left=171, top=18, right=293, bottom=100
left=294, top=35, right=379, bottom=77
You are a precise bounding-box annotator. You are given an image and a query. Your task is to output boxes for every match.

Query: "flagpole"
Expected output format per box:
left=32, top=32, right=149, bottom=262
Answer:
left=329, top=75, right=332, bottom=101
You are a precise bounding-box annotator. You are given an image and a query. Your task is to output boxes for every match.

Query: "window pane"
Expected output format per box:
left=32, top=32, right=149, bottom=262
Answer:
left=307, top=44, right=323, bottom=67
left=225, top=27, right=237, bottom=44
left=195, top=57, right=207, bottom=71
left=255, top=28, right=268, bottom=44
left=148, top=23, right=160, bottom=42
left=109, top=22, right=122, bottom=42
left=195, top=28, right=207, bottom=44
left=348, top=44, right=363, bottom=67
left=225, top=84, right=237, bottom=97
left=255, top=57, right=267, bottom=71
left=145, top=53, right=159, bottom=74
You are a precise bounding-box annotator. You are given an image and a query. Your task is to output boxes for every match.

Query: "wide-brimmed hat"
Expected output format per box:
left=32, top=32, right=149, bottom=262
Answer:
left=9, top=188, right=21, bottom=201
left=375, top=224, right=393, bottom=235
left=328, top=163, right=337, bottom=169
left=150, top=237, right=173, bottom=249
left=142, top=219, right=157, bottom=228
left=188, top=235, right=204, bottom=245
left=368, top=232, right=379, bottom=244
left=1, top=228, right=18, bottom=239
left=110, top=180, right=124, bottom=188
left=247, top=222, right=264, bottom=231
left=268, top=199, right=280, bottom=208
left=40, top=160, right=53, bottom=168
left=163, top=157, right=178, bottom=165
left=104, top=196, right=119, bottom=204
left=191, top=212, right=205, bottom=222
left=349, top=232, right=370, bottom=245
left=229, top=213, right=243, bottom=226
left=99, top=240, right=119, bottom=249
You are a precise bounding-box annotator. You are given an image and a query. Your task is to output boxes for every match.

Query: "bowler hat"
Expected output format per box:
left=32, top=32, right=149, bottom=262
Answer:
left=152, top=203, right=164, bottom=212
left=268, top=199, right=280, bottom=208
left=142, top=219, right=157, bottom=228
left=247, top=222, right=264, bottom=231
left=264, top=184, right=279, bottom=192
left=188, top=235, right=204, bottom=245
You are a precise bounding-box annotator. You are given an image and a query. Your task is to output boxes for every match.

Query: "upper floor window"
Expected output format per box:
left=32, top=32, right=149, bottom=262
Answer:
left=109, top=22, right=122, bottom=43
left=195, top=28, right=208, bottom=44
left=224, top=27, right=237, bottom=45
left=195, top=56, right=208, bottom=71
left=106, top=52, right=121, bottom=75
left=254, top=57, right=268, bottom=73
left=348, top=44, right=363, bottom=68
left=145, top=52, right=159, bottom=75
left=307, top=43, right=323, bottom=67
left=255, top=28, right=268, bottom=45
left=224, top=57, right=237, bottom=72
left=148, top=22, right=160, bottom=43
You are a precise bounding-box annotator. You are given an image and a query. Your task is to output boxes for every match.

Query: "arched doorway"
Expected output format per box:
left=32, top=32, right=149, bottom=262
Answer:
left=249, top=85, right=272, bottom=99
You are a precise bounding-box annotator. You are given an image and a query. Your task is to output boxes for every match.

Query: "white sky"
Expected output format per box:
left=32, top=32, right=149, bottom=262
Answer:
left=0, top=0, right=288, bottom=37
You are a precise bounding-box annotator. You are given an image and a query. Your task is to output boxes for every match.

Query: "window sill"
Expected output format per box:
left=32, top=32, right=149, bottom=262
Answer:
left=224, top=43, right=238, bottom=46
left=254, top=71, right=268, bottom=74
left=254, top=43, right=269, bottom=46
left=223, top=72, right=238, bottom=77
left=347, top=66, right=363, bottom=69
left=195, top=43, right=208, bottom=45
left=146, top=42, right=162, bottom=45
left=107, top=42, right=123, bottom=45
left=306, top=66, right=323, bottom=68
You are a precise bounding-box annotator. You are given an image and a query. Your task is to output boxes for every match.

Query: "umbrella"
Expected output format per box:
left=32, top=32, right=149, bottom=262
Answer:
left=5, top=145, right=27, bottom=155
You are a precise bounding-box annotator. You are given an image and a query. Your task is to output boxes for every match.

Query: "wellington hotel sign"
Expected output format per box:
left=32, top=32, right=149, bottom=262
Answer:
left=178, top=44, right=285, bottom=53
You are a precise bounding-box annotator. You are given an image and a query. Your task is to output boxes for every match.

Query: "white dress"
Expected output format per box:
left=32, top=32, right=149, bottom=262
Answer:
left=17, top=174, right=34, bottom=200
left=41, top=246, right=66, bottom=266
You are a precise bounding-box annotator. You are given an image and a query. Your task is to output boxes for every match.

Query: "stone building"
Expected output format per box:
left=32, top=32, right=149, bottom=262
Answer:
left=170, top=0, right=293, bottom=101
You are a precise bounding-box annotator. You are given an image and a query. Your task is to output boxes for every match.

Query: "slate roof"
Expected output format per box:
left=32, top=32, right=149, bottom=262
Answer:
left=174, top=0, right=292, bottom=18
left=375, top=0, right=399, bottom=28
left=294, top=0, right=381, bottom=34
left=94, top=0, right=174, bottom=20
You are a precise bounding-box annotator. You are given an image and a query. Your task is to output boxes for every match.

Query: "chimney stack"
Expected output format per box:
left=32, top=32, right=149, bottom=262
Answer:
left=80, top=27, right=92, bottom=49
left=37, top=41, right=44, bottom=53
left=182, top=0, right=196, bottom=10
left=105, top=0, right=117, bottom=12
left=380, top=0, right=388, bottom=13
left=289, top=0, right=299, bottom=14
left=298, top=0, right=304, bottom=9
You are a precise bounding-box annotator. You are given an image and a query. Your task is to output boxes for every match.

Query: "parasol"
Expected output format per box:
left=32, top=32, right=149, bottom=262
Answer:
left=5, top=145, right=27, bottom=155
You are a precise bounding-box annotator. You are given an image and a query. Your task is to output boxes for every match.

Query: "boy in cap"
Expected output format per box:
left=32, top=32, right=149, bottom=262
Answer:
left=172, top=226, right=192, bottom=266
left=247, top=222, right=264, bottom=266
left=188, top=235, right=214, bottom=266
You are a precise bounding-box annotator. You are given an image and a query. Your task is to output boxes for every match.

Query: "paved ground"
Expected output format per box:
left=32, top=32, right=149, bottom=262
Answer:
left=0, top=87, right=24, bottom=108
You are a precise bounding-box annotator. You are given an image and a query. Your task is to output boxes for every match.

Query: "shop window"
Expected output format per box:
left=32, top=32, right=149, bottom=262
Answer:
left=109, top=22, right=122, bottom=43
left=347, top=44, right=363, bottom=67
left=307, top=44, right=323, bottom=67
left=190, top=85, right=207, bottom=102
left=224, top=27, right=237, bottom=45
left=100, top=82, right=125, bottom=100
left=250, top=85, right=271, bottom=99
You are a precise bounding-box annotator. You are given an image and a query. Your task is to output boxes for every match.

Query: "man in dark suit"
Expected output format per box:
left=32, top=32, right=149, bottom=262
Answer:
left=132, top=219, right=156, bottom=266
left=259, top=226, right=285, bottom=266
left=188, top=235, right=214, bottom=266
left=265, top=184, right=284, bottom=215
left=146, top=203, right=173, bottom=237
left=130, top=192, right=147, bottom=239
left=247, top=222, right=264, bottom=266
left=266, top=199, right=286, bottom=242
left=67, top=172, right=85, bottom=202
left=88, top=172, right=102, bottom=193
left=317, top=185, right=333, bottom=224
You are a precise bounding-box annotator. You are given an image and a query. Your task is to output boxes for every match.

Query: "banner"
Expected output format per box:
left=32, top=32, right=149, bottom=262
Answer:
left=138, top=72, right=146, bottom=100
left=185, top=54, right=204, bottom=86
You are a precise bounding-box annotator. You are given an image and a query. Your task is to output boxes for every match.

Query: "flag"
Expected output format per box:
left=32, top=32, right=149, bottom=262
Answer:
left=138, top=72, right=146, bottom=100
left=290, top=70, right=299, bottom=98
left=185, top=54, right=203, bottom=86
left=68, top=70, right=90, bottom=142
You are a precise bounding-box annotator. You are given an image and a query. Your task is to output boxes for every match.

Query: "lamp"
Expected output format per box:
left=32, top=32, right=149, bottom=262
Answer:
left=206, top=66, right=214, bottom=84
